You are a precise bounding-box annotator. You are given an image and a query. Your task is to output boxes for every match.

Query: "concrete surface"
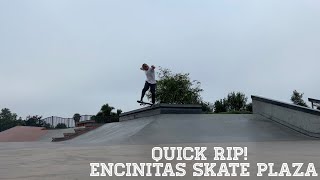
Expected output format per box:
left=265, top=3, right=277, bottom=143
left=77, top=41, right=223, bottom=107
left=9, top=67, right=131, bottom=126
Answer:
left=252, top=96, right=320, bottom=137
left=0, top=126, right=47, bottom=142
left=68, top=114, right=313, bottom=146
left=38, top=128, right=76, bottom=142
left=0, top=127, right=78, bottom=142
left=120, top=104, right=202, bottom=121
left=1, top=141, right=320, bottom=180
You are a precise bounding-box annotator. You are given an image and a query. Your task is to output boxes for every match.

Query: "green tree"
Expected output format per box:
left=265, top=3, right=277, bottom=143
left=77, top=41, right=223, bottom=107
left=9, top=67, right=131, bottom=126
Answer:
left=226, top=92, right=248, bottom=111
left=245, top=102, right=253, bottom=112
left=291, top=90, right=308, bottom=107
left=0, top=108, right=19, bottom=132
left=25, top=115, right=43, bottom=127
left=150, top=67, right=203, bottom=104
left=214, top=99, right=228, bottom=113
left=117, top=109, right=122, bottom=116
left=92, top=103, right=119, bottom=123
left=100, top=104, right=114, bottom=116
left=201, top=101, right=214, bottom=113
left=0, top=108, right=17, bottom=121
left=73, top=113, right=81, bottom=126
left=214, top=92, right=251, bottom=113
left=43, top=122, right=53, bottom=129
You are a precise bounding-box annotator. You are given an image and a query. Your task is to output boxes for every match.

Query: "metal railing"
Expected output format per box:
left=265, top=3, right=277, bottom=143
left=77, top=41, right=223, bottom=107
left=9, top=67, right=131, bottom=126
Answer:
left=42, top=115, right=94, bottom=128
left=308, top=98, right=320, bottom=109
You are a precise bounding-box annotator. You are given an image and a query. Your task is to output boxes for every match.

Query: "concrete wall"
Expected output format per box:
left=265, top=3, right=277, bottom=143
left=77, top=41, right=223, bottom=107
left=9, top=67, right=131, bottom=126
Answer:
left=119, top=104, right=202, bottom=121
left=252, top=96, right=320, bottom=137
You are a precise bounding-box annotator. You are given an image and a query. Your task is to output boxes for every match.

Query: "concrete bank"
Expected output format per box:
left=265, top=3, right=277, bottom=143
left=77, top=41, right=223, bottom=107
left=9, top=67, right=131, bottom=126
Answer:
left=252, top=95, right=320, bottom=138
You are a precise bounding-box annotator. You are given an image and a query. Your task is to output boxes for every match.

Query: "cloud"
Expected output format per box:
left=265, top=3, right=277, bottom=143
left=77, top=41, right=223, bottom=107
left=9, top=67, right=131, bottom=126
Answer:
left=0, top=0, right=319, bottom=117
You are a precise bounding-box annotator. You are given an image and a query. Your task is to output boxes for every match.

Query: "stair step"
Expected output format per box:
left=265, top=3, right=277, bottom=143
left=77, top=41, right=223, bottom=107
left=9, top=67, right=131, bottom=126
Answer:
left=74, top=128, right=87, bottom=133
left=52, top=137, right=68, bottom=142
left=84, top=124, right=100, bottom=128
left=63, top=133, right=75, bottom=137
left=52, top=124, right=103, bottom=142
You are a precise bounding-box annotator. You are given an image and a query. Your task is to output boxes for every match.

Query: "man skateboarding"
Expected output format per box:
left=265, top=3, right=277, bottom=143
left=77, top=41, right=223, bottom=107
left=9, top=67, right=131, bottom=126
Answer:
left=139, top=63, right=156, bottom=105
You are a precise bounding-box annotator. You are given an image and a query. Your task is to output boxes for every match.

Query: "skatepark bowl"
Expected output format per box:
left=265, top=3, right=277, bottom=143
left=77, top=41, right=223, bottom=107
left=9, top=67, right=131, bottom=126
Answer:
left=1, top=97, right=320, bottom=180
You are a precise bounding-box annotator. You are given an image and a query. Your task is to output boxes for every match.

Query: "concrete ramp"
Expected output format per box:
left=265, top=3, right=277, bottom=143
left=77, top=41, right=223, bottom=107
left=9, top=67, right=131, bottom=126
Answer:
left=68, top=117, right=154, bottom=144
left=0, top=126, right=47, bottom=142
left=67, top=114, right=313, bottom=145
left=38, top=128, right=76, bottom=142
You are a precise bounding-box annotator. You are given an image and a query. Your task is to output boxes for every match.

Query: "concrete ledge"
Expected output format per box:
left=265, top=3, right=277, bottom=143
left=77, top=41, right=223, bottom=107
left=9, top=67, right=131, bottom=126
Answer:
left=119, top=104, right=202, bottom=121
left=252, top=95, right=320, bottom=138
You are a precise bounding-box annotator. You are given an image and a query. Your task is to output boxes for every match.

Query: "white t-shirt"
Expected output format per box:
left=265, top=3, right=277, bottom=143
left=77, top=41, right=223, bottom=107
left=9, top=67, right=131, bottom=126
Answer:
left=145, top=68, right=156, bottom=84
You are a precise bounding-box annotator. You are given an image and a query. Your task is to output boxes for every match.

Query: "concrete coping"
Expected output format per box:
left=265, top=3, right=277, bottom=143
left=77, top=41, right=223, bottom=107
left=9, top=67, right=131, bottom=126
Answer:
left=252, top=95, right=320, bottom=116
left=120, top=103, right=202, bottom=117
left=308, top=98, right=320, bottom=104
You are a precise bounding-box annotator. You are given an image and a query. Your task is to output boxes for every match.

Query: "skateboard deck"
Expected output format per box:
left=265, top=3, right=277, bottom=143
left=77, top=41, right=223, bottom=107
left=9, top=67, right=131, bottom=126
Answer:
left=137, top=100, right=153, bottom=106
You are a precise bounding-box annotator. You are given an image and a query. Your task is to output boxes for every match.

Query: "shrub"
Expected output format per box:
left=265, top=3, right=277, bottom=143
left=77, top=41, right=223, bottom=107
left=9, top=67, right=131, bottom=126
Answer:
left=214, top=99, right=228, bottom=113
left=201, top=101, right=214, bottom=113
left=0, top=108, right=19, bottom=132
left=25, top=115, right=44, bottom=127
left=92, top=105, right=122, bottom=124
left=291, top=90, right=308, bottom=107
left=226, top=92, right=248, bottom=111
left=55, top=123, right=67, bottom=129
left=245, top=102, right=253, bottom=112
left=214, top=92, right=251, bottom=113
left=117, top=109, right=122, bottom=116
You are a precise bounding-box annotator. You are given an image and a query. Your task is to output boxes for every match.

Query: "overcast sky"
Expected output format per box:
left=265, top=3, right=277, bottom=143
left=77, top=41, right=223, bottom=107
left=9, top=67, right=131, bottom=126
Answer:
left=0, top=0, right=319, bottom=118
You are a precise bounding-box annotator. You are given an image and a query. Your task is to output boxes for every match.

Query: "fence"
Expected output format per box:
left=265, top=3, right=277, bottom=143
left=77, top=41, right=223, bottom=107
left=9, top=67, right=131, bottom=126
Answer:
left=42, top=115, right=94, bottom=128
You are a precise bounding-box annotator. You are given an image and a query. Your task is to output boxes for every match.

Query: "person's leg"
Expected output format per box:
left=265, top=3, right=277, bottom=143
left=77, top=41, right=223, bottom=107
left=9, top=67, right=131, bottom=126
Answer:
left=150, top=83, right=156, bottom=104
left=140, top=81, right=150, bottom=101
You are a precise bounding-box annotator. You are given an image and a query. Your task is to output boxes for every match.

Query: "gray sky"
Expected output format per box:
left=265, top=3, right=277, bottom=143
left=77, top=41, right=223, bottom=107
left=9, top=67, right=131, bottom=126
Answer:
left=0, top=0, right=319, bottom=118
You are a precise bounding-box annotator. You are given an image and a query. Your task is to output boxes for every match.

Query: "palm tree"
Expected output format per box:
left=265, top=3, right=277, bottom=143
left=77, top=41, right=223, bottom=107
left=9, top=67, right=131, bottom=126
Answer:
left=73, top=113, right=81, bottom=126
left=117, top=109, right=122, bottom=116
left=100, top=104, right=114, bottom=117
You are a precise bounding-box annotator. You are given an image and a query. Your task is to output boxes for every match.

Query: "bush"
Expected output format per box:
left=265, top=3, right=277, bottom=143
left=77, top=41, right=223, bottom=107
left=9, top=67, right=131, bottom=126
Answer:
left=245, top=102, right=253, bottom=112
left=0, top=108, right=18, bottom=132
left=117, top=109, right=122, bottom=116
left=43, top=123, right=53, bottom=129
left=214, top=99, right=228, bottom=113
left=91, top=112, right=110, bottom=124
left=150, top=67, right=203, bottom=104
left=214, top=92, right=250, bottom=113
left=226, top=92, right=248, bottom=111
left=92, top=104, right=122, bottom=124
left=55, top=123, right=67, bottom=129
left=25, top=115, right=44, bottom=127
left=201, top=101, right=214, bottom=113
left=291, top=90, right=308, bottom=107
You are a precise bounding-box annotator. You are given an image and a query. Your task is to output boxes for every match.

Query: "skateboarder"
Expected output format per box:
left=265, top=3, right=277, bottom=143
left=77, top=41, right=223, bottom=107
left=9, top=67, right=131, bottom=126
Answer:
left=140, top=63, right=156, bottom=104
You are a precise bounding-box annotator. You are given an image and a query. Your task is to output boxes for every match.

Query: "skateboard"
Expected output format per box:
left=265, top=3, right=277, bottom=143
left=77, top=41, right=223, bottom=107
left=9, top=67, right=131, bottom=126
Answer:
left=137, top=100, right=153, bottom=106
